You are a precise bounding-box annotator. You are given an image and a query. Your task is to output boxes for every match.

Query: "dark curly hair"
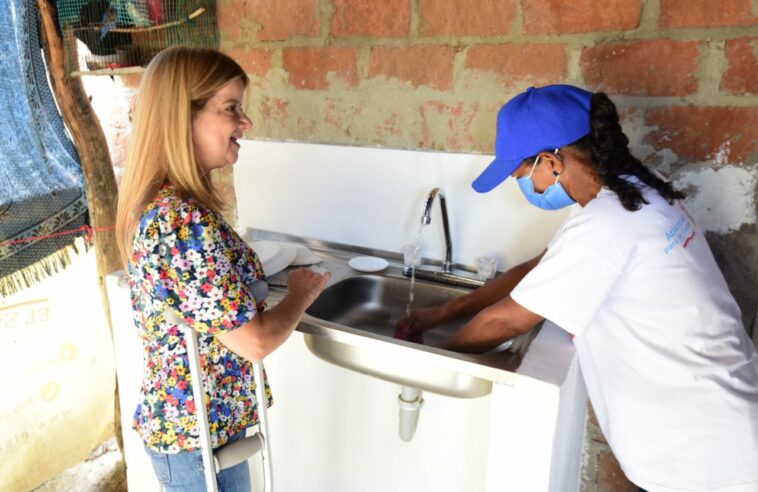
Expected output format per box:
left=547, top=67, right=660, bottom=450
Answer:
left=572, top=92, right=685, bottom=211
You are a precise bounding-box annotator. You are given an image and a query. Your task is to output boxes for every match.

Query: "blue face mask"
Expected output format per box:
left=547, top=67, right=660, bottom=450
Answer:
left=516, top=155, right=576, bottom=210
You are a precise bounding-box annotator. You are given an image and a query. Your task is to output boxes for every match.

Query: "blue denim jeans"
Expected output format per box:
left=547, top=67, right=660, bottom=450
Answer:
left=145, top=431, right=251, bottom=491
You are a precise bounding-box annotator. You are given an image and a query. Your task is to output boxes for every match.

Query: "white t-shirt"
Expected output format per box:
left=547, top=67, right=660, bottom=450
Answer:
left=511, top=182, right=758, bottom=492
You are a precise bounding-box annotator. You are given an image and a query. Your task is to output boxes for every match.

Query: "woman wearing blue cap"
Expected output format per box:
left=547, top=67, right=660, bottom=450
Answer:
left=398, top=85, right=758, bottom=492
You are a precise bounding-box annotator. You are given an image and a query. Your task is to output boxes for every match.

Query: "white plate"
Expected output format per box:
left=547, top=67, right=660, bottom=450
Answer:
left=250, top=240, right=280, bottom=264
left=289, top=243, right=322, bottom=266
left=265, top=243, right=298, bottom=276
left=252, top=241, right=297, bottom=276
left=348, top=256, right=389, bottom=273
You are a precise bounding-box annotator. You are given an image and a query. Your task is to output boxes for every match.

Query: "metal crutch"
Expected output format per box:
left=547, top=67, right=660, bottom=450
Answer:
left=164, top=308, right=274, bottom=492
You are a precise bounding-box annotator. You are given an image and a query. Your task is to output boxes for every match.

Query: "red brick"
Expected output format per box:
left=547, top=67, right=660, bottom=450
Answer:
left=466, top=44, right=567, bottom=87
left=419, top=0, right=516, bottom=36
left=260, top=97, right=289, bottom=120
left=523, top=0, right=642, bottom=34
left=322, top=97, right=361, bottom=132
left=217, top=0, right=247, bottom=40
left=373, top=110, right=408, bottom=141
left=419, top=101, right=478, bottom=150
left=282, top=47, right=358, bottom=90
left=597, top=451, right=638, bottom=492
left=660, top=0, right=758, bottom=28
left=721, top=37, right=758, bottom=95
left=368, top=46, right=457, bottom=90
left=224, top=48, right=273, bottom=78
left=217, top=0, right=318, bottom=41
left=243, top=0, right=319, bottom=41
left=647, top=106, right=758, bottom=164
left=581, top=40, right=699, bottom=96
left=331, top=0, right=410, bottom=37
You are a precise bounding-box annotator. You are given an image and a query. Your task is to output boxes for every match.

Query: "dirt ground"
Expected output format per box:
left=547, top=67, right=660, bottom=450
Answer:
left=32, top=438, right=127, bottom=492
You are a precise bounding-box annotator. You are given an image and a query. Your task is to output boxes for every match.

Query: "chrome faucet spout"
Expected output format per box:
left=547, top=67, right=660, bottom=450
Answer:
left=421, top=187, right=454, bottom=273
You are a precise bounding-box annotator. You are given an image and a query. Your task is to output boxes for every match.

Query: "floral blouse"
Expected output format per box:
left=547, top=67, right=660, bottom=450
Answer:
left=128, top=184, right=271, bottom=453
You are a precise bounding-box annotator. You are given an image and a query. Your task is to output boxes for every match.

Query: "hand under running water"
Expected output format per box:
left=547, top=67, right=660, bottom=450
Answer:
left=393, top=316, right=424, bottom=343
left=394, top=305, right=447, bottom=343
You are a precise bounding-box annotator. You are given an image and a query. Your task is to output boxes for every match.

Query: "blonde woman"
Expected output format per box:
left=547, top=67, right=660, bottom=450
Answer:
left=116, top=46, right=329, bottom=491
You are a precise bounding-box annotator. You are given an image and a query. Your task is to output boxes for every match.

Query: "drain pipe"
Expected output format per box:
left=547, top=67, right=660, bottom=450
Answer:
left=398, top=386, right=424, bottom=441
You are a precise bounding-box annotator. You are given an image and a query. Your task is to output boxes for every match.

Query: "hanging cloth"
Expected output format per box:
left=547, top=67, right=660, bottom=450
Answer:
left=0, top=0, right=89, bottom=296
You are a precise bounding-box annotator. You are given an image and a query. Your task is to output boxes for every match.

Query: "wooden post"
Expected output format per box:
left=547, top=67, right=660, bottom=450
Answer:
left=36, top=2, right=121, bottom=274
left=37, top=0, right=125, bottom=457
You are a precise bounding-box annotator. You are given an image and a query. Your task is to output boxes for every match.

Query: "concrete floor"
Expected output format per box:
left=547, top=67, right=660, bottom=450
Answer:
left=32, top=439, right=127, bottom=492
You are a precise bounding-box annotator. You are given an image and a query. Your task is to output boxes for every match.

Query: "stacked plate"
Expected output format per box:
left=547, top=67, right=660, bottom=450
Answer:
left=250, top=240, right=321, bottom=276
left=348, top=256, right=388, bottom=272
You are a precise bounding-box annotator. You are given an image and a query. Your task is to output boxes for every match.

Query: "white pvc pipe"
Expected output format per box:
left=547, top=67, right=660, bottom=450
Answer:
left=398, top=386, right=424, bottom=442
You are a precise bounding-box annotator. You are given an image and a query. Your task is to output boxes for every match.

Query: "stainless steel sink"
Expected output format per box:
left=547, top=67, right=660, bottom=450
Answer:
left=301, top=272, right=539, bottom=398
left=306, top=274, right=473, bottom=346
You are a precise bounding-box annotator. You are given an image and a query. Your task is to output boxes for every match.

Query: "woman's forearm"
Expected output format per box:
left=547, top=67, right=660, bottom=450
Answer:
left=217, top=293, right=311, bottom=362
left=253, top=294, right=312, bottom=355
left=439, top=296, right=543, bottom=353
left=437, top=251, right=545, bottom=323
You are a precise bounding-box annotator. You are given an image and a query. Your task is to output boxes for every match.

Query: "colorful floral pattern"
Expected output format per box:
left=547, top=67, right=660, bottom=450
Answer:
left=128, top=185, right=271, bottom=453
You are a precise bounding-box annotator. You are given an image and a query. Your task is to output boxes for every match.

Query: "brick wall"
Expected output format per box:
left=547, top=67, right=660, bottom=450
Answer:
left=96, top=1, right=757, bottom=490
left=217, top=0, right=758, bottom=159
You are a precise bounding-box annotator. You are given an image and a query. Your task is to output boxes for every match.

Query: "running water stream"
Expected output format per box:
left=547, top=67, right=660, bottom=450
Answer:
left=404, top=266, right=416, bottom=317
left=403, top=225, right=426, bottom=317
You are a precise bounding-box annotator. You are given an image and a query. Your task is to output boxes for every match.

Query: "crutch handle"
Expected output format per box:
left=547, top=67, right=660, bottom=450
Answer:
left=215, top=433, right=265, bottom=471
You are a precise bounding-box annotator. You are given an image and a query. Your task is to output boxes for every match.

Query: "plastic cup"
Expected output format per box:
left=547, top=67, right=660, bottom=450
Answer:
left=476, top=256, right=497, bottom=281
left=402, top=243, right=422, bottom=269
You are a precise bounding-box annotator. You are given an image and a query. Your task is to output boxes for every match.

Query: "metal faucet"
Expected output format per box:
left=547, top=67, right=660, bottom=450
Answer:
left=421, top=187, right=455, bottom=273
left=402, top=187, right=485, bottom=289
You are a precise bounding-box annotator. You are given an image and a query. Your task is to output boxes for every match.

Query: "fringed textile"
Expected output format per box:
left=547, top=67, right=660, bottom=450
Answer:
left=0, top=0, right=90, bottom=297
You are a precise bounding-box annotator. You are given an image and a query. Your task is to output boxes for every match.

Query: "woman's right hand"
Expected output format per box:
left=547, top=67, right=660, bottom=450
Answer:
left=286, top=267, right=331, bottom=306
left=395, top=305, right=446, bottom=336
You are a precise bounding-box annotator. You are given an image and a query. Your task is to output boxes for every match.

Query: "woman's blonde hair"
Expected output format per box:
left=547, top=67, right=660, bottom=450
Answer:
left=116, top=46, right=248, bottom=265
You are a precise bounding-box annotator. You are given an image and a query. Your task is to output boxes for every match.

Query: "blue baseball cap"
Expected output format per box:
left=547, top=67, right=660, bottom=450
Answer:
left=472, top=84, right=593, bottom=193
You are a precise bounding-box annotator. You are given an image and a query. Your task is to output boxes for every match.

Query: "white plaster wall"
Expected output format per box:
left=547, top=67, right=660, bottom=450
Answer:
left=233, top=140, right=570, bottom=270
left=673, top=165, right=757, bottom=234
left=624, top=109, right=757, bottom=236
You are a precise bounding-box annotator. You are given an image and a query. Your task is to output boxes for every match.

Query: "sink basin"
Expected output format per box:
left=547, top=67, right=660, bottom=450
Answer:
left=302, top=273, right=535, bottom=398
left=306, top=274, right=474, bottom=346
